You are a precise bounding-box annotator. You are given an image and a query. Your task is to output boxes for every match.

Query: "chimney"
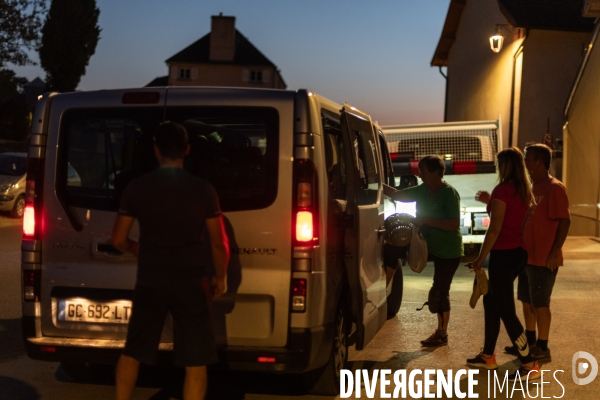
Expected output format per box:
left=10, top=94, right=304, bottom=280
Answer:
left=209, top=14, right=236, bottom=62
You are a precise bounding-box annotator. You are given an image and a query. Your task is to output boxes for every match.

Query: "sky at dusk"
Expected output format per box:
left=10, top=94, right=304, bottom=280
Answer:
left=10, top=0, right=450, bottom=125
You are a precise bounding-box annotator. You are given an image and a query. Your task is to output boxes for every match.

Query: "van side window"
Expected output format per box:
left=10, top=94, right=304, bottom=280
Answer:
left=351, top=126, right=380, bottom=205
left=377, top=130, right=395, bottom=187
left=322, top=112, right=345, bottom=200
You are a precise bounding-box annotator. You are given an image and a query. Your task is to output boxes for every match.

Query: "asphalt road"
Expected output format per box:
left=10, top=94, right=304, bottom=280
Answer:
left=1, top=213, right=600, bottom=399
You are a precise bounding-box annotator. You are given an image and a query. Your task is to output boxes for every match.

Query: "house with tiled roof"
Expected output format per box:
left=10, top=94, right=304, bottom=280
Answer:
left=147, top=14, right=286, bottom=89
left=432, top=0, right=593, bottom=151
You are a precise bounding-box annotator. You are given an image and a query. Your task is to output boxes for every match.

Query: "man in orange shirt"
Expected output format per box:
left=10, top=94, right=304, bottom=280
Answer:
left=505, top=144, right=570, bottom=363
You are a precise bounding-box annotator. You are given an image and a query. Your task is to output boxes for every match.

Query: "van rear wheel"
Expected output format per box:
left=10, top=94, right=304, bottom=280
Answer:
left=386, top=264, right=403, bottom=318
left=302, top=306, right=349, bottom=395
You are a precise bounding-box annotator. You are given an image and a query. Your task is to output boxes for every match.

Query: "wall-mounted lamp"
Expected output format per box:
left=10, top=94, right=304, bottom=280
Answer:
left=489, top=24, right=520, bottom=53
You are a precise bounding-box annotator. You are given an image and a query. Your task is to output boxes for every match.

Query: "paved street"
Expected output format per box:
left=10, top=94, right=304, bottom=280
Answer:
left=1, top=214, right=600, bottom=399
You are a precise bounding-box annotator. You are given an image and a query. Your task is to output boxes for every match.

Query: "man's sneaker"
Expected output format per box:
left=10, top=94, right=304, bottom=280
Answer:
left=530, top=345, right=552, bottom=364
left=466, top=352, right=498, bottom=369
left=420, top=331, right=448, bottom=347
left=504, top=345, right=519, bottom=355
left=508, top=362, right=541, bottom=382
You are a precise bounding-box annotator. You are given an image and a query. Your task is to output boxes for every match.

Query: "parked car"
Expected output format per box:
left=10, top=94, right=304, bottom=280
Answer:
left=0, top=152, right=27, bottom=218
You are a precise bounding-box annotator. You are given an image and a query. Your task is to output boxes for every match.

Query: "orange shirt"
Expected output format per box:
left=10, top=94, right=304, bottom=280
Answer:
left=524, top=177, right=570, bottom=267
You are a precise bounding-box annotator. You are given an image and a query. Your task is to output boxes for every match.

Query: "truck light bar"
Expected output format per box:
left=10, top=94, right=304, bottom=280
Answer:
left=392, top=160, right=496, bottom=176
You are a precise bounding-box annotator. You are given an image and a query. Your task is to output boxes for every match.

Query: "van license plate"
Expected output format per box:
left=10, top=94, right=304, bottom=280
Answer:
left=58, top=299, right=132, bottom=324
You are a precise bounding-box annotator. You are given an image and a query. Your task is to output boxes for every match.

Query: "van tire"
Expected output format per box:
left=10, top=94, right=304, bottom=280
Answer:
left=386, top=265, right=403, bottom=318
left=302, top=306, right=349, bottom=395
left=10, top=195, right=25, bottom=218
left=60, top=362, right=92, bottom=382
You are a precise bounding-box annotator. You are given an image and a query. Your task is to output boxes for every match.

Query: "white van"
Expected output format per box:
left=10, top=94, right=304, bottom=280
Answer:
left=20, top=87, right=403, bottom=395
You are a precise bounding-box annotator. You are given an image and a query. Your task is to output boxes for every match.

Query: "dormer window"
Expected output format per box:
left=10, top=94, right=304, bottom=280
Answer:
left=243, top=69, right=268, bottom=84
left=179, top=68, right=191, bottom=80
left=250, top=70, right=262, bottom=82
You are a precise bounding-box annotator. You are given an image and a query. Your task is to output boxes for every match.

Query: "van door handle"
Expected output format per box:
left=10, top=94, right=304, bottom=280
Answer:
left=96, top=243, right=123, bottom=256
left=91, top=238, right=135, bottom=261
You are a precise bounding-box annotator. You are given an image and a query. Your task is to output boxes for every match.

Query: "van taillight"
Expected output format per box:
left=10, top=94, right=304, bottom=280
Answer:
left=293, top=159, right=318, bottom=246
left=23, top=205, right=35, bottom=236
left=23, top=269, right=41, bottom=302
left=23, top=157, right=44, bottom=240
left=291, top=278, right=307, bottom=312
left=295, top=211, right=313, bottom=241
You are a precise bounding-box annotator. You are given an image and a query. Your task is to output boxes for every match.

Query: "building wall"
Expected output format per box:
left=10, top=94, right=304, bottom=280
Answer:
left=563, top=26, right=600, bottom=236
left=445, top=0, right=524, bottom=150
left=167, top=63, right=285, bottom=89
left=517, top=30, right=591, bottom=149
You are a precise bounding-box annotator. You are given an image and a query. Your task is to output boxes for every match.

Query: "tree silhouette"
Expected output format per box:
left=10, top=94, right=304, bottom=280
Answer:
left=38, top=0, right=100, bottom=92
left=0, top=0, right=45, bottom=67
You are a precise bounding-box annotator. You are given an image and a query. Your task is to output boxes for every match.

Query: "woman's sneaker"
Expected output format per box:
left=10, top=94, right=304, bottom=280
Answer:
left=504, top=345, right=519, bottom=355
left=420, top=331, right=448, bottom=347
left=466, top=352, right=498, bottom=369
left=508, top=362, right=541, bottom=382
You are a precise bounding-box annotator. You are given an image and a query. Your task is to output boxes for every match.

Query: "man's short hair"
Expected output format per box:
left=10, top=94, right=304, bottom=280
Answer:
left=525, top=143, right=552, bottom=170
left=154, top=121, right=189, bottom=159
left=418, top=155, right=446, bottom=177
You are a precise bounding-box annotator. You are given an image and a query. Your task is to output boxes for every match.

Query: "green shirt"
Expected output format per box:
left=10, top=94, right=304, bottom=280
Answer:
left=402, top=182, right=464, bottom=259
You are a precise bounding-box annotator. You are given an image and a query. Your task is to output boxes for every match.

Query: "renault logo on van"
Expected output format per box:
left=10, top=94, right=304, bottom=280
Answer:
left=231, top=247, right=277, bottom=255
left=52, top=243, right=87, bottom=250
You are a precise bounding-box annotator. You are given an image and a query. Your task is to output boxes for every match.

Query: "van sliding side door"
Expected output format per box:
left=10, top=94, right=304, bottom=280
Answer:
left=340, top=106, right=386, bottom=350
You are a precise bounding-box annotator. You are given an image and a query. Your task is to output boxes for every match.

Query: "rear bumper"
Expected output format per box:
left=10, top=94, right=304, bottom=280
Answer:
left=22, top=316, right=334, bottom=373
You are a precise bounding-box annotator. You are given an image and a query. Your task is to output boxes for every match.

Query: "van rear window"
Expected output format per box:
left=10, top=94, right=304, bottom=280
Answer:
left=58, top=106, right=279, bottom=212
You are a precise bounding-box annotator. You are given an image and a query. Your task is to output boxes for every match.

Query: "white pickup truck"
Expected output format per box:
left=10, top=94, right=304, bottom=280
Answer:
left=381, top=120, right=501, bottom=257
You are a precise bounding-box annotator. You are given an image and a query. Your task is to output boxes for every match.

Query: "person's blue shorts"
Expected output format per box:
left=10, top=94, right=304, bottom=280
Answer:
left=123, top=277, right=218, bottom=367
left=517, top=264, right=558, bottom=308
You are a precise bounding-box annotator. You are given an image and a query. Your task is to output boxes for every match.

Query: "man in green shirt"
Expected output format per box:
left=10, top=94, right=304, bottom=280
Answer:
left=384, top=155, right=464, bottom=347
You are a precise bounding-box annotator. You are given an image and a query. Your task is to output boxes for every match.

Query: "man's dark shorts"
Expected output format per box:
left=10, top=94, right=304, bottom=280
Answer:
left=123, top=277, right=218, bottom=367
left=517, top=264, right=559, bottom=308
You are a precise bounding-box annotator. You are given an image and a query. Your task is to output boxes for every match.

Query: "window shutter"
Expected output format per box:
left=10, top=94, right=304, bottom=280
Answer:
left=242, top=69, right=250, bottom=82
left=191, top=68, right=198, bottom=80
left=262, top=70, right=271, bottom=83
left=170, top=66, right=178, bottom=80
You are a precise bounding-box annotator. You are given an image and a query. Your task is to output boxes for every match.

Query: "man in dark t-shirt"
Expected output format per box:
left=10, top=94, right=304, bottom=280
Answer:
left=111, top=121, right=229, bottom=400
